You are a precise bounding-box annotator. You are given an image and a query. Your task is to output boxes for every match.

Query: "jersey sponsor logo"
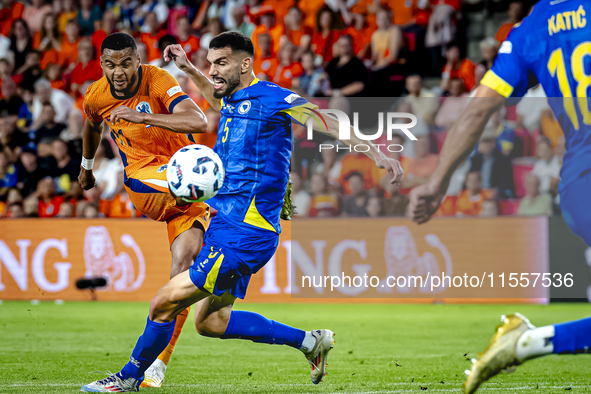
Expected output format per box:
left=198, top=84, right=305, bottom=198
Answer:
left=238, top=100, right=251, bottom=114
left=135, top=101, right=153, bottom=114
left=167, top=86, right=182, bottom=97
left=499, top=41, right=512, bottom=54
left=548, top=5, right=587, bottom=36
left=284, top=93, right=301, bottom=104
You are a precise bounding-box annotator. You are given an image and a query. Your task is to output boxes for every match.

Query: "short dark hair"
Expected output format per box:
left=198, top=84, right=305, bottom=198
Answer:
left=209, top=32, right=254, bottom=57
left=101, top=32, right=137, bottom=54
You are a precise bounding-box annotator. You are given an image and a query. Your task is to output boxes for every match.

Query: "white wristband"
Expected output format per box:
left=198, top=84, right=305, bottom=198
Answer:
left=81, top=157, right=94, bottom=170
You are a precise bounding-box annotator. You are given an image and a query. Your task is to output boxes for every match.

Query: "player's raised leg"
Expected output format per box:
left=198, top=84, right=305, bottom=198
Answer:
left=142, top=221, right=205, bottom=388
left=464, top=314, right=591, bottom=393
left=81, top=270, right=210, bottom=393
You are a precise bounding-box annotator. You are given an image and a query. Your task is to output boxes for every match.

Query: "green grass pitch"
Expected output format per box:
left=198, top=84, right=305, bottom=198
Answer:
left=0, top=301, right=590, bottom=393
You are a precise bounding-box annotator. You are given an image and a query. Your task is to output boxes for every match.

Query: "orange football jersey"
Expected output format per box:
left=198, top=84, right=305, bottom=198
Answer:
left=83, top=64, right=196, bottom=178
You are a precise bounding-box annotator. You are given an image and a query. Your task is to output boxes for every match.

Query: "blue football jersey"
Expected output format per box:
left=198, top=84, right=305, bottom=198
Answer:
left=480, top=0, right=591, bottom=191
left=208, top=79, right=316, bottom=234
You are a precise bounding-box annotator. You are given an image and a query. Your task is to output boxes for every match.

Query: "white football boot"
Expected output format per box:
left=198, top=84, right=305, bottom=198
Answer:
left=80, top=372, right=141, bottom=392
left=463, top=313, right=535, bottom=394
left=140, top=359, right=167, bottom=388
left=304, top=329, right=335, bottom=384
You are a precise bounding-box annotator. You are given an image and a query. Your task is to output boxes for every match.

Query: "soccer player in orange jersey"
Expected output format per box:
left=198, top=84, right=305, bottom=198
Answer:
left=77, top=32, right=208, bottom=388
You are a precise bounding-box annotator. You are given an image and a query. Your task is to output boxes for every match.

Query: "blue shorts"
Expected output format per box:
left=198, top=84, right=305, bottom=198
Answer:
left=560, top=170, right=591, bottom=246
left=189, top=215, right=279, bottom=299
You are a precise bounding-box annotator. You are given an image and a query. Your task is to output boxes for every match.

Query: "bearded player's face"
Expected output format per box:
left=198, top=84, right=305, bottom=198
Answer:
left=101, top=48, right=141, bottom=96
left=207, top=47, right=243, bottom=99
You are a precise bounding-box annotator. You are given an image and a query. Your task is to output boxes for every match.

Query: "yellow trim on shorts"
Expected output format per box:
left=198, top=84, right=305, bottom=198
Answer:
left=480, top=70, right=514, bottom=98
left=243, top=196, right=276, bottom=232
left=204, top=252, right=225, bottom=293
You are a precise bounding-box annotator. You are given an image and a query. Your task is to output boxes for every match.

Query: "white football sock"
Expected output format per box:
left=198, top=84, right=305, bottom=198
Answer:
left=516, top=325, right=555, bottom=362
left=300, top=331, right=316, bottom=353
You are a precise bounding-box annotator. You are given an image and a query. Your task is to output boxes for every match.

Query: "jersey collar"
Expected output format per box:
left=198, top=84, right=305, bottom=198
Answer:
left=110, top=65, right=143, bottom=101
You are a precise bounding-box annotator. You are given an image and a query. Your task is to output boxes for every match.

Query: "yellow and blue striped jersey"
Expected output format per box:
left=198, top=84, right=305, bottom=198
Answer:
left=481, top=0, right=591, bottom=190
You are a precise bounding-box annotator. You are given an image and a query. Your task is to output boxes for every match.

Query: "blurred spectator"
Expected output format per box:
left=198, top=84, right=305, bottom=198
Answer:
left=23, top=192, right=38, bottom=216
left=309, top=172, right=340, bottom=217
left=340, top=3, right=373, bottom=59
left=532, top=136, right=561, bottom=196
left=284, top=7, right=312, bottom=59
left=16, top=145, right=52, bottom=197
left=274, top=42, right=303, bottom=89
left=252, top=8, right=283, bottom=59
left=343, top=172, right=369, bottom=217
left=0, top=150, right=18, bottom=198
left=16, top=86, right=35, bottom=131
left=231, top=5, right=255, bottom=39
left=57, top=0, right=78, bottom=33
left=518, top=172, right=552, bottom=216
left=370, top=8, right=405, bottom=96
left=70, top=38, right=102, bottom=95
left=404, top=74, right=437, bottom=120
left=312, top=8, right=339, bottom=63
left=52, top=138, right=79, bottom=191
left=540, top=108, right=564, bottom=149
left=424, top=1, right=456, bottom=76
left=6, top=201, right=24, bottom=217
left=290, top=172, right=310, bottom=217
left=402, top=133, right=439, bottom=189
left=37, top=176, right=68, bottom=217
left=479, top=198, right=498, bottom=217
left=0, top=0, right=25, bottom=37
left=175, top=16, right=200, bottom=59
left=441, top=42, right=475, bottom=92
left=61, top=106, right=84, bottom=158
left=140, top=12, right=166, bottom=63
left=10, top=19, right=33, bottom=74
left=253, top=33, right=278, bottom=80
left=34, top=12, right=62, bottom=69
left=113, top=0, right=137, bottom=32
left=299, top=0, right=326, bottom=30
left=76, top=0, right=102, bottom=36
left=83, top=202, right=99, bottom=218
left=315, top=141, right=343, bottom=187
left=366, top=196, right=383, bottom=218
left=32, top=78, right=74, bottom=124
left=16, top=51, right=42, bottom=92
left=0, top=78, right=24, bottom=117
left=151, top=35, right=181, bottom=78
left=193, top=107, right=219, bottom=148
left=30, top=102, right=66, bottom=144
left=495, top=1, right=525, bottom=43
left=56, top=200, right=74, bottom=217
left=92, top=139, right=123, bottom=199
left=455, top=171, right=490, bottom=216
left=0, top=116, right=29, bottom=161
left=383, top=183, right=409, bottom=216
left=469, top=128, right=515, bottom=198
left=90, top=9, right=116, bottom=60
left=60, top=18, right=82, bottom=67
left=434, top=78, right=469, bottom=129
left=479, top=37, right=498, bottom=72
left=22, top=0, right=53, bottom=34
left=200, top=17, right=226, bottom=51
left=192, top=48, right=210, bottom=73
left=295, top=50, right=324, bottom=96
left=445, top=159, right=471, bottom=196
left=44, top=62, right=65, bottom=90
left=324, top=35, right=367, bottom=97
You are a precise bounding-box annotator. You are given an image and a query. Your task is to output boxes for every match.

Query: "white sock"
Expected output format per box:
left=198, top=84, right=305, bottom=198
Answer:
left=300, top=331, right=316, bottom=353
left=516, top=325, right=555, bottom=362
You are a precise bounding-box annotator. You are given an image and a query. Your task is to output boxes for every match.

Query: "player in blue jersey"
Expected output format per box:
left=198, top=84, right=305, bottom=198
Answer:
left=408, top=0, right=591, bottom=392
left=81, top=32, right=403, bottom=392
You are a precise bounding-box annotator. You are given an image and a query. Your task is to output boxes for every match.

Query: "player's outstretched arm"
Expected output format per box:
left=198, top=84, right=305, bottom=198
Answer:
left=78, top=118, right=103, bottom=190
left=163, top=44, right=221, bottom=112
left=408, top=85, right=506, bottom=224
left=110, top=99, right=207, bottom=134
left=312, top=115, right=404, bottom=185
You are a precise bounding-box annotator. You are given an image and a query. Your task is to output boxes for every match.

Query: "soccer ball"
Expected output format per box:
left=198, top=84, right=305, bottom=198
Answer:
left=167, top=144, right=225, bottom=203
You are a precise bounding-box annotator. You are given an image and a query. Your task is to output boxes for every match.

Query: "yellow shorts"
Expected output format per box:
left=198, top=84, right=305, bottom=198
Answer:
left=125, top=164, right=210, bottom=248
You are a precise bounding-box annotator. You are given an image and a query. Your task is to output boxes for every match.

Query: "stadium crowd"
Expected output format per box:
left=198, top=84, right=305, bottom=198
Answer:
left=0, top=0, right=562, bottom=219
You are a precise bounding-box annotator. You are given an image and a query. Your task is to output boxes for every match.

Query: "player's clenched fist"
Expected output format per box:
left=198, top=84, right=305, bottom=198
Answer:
left=78, top=168, right=95, bottom=190
left=111, top=105, right=145, bottom=124
left=376, top=157, right=404, bottom=186
left=408, top=181, right=445, bottom=224
left=164, top=44, right=190, bottom=70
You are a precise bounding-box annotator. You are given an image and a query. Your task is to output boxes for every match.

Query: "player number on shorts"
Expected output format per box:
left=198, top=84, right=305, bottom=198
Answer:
left=547, top=42, right=591, bottom=131
left=222, top=118, right=231, bottom=143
